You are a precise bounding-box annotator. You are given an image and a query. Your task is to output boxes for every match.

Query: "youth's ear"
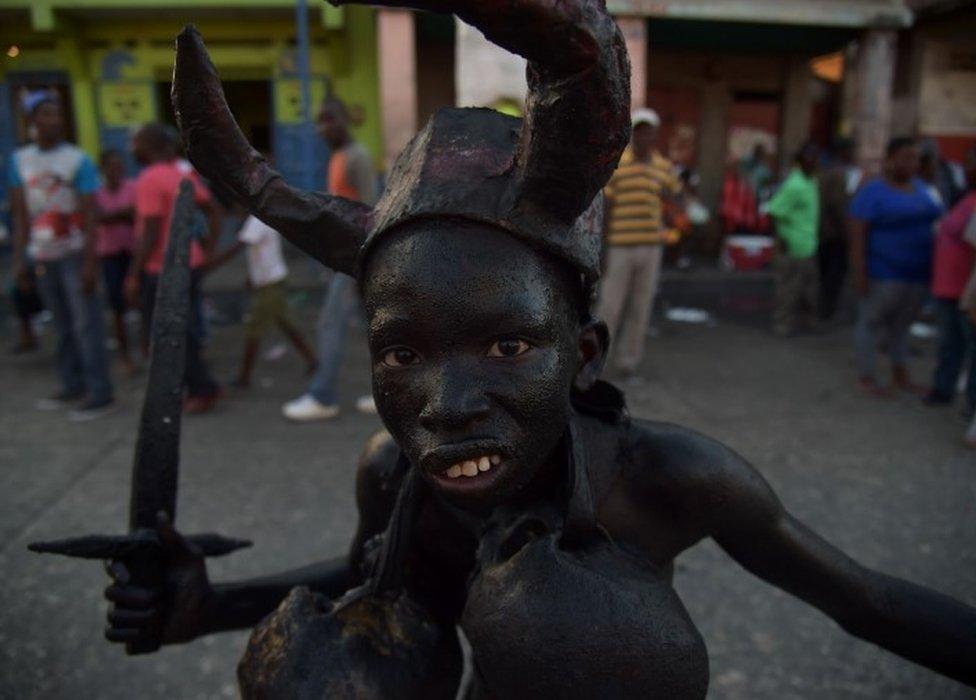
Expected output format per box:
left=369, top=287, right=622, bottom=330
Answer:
left=574, top=319, right=609, bottom=393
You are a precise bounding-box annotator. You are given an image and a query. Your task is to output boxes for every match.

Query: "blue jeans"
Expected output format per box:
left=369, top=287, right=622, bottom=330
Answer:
left=308, top=272, right=361, bottom=406
left=854, top=280, right=928, bottom=380
left=34, top=254, right=113, bottom=403
left=930, top=297, right=976, bottom=411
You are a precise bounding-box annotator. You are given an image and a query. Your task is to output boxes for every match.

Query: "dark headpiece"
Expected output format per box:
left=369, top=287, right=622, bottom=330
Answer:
left=173, top=0, right=630, bottom=290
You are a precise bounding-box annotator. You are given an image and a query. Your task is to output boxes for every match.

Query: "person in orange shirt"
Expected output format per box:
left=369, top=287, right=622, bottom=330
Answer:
left=282, top=98, right=379, bottom=421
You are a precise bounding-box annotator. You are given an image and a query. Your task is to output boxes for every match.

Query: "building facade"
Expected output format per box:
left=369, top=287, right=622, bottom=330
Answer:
left=389, top=1, right=922, bottom=230
left=4, top=0, right=971, bottom=241
left=0, top=0, right=382, bottom=222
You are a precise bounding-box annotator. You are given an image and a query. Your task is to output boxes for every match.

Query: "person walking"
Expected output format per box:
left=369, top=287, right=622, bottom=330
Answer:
left=206, top=213, right=317, bottom=388
left=282, top=97, right=378, bottom=421
left=8, top=92, right=115, bottom=419
left=767, top=143, right=820, bottom=336
left=596, top=108, right=681, bottom=380
left=126, top=123, right=222, bottom=413
left=817, top=138, right=862, bottom=321
left=926, top=147, right=976, bottom=417
left=94, top=149, right=137, bottom=373
left=849, top=137, right=943, bottom=396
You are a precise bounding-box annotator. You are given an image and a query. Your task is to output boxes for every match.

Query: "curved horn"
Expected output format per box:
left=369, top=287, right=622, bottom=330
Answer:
left=329, top=0, right=631, bottom=223
left=172, top=26, right=369, bottom=275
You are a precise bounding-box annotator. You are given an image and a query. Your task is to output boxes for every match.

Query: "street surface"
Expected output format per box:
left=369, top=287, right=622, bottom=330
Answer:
left=1, top=270, right=974, bottom=699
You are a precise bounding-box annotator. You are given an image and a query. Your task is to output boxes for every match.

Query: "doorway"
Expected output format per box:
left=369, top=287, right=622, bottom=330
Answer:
left=155, top=79, right=272, bottom=154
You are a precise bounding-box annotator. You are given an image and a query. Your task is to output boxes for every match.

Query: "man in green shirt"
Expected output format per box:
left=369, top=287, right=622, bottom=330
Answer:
left=766, top=143, right=820, bottom=336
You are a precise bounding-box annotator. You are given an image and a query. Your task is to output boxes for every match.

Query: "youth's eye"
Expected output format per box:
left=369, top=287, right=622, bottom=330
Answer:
left=381, top=347, right=421, bottom=368
left=487, top=338, right=532, bottom=358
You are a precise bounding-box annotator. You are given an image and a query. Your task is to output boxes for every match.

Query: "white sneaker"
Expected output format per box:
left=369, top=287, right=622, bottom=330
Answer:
left=355, top=395, right=377, bottom=414
left=282, top=395, right=340, bottom=422
left=965, top=414, right=976, bottom=448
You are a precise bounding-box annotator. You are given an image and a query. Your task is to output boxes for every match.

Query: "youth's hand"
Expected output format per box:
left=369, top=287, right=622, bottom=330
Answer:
left=81, top=258, right=99, bottom=297
left=14, top=262, right=31, bottom=293
left=124, top=274, right=141, bottom=309
left=104, top=513, right=214, bottom=648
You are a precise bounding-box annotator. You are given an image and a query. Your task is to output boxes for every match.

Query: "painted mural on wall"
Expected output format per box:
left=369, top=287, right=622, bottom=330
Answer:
left=98, top=82, right=155, bottom=127
left=274, top=78, right=328, bottom=126
left=273, top=49, right=332, bottom=190
left=98, top=50, right=156, bottom=174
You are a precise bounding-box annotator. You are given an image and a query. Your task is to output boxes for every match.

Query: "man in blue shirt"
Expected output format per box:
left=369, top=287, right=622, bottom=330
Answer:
left=8, top=93, right=115, bottom=419
left=849, top=137, right=943, bottom=396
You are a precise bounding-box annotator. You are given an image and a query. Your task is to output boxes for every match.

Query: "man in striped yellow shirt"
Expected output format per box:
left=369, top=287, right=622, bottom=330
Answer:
left=597, top=108, right=682, bottom=378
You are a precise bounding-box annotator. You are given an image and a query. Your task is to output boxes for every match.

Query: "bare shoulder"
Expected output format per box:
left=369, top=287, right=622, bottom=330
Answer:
left=355, top=429, right=406, bottom=509
left=618, top=419, right=781, bottom=527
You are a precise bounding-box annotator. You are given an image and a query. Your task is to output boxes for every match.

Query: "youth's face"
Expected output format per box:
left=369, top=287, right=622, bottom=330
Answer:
left=32, top=102, right=63, bottom=144
left=888, top=145, right=919, bottom=182
left=317, top=103, right=349, bottom=149
left=103, top=156, right=125, bottom=186
left=363, top=224, right=587, bottom=510
left=632, top=123, right=657, bottom=153
left=132, top=131, right=150, bottom=166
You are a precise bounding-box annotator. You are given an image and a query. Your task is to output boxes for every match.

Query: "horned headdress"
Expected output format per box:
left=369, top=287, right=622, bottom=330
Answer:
left=173, top=0, right=631, bottom=292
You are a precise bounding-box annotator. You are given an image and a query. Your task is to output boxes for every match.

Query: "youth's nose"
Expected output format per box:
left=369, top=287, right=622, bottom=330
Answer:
left=419, top=363, right=490, bottom=433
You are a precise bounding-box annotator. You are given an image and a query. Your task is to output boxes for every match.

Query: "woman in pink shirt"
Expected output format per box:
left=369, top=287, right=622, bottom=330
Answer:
left=926, top=149, right=976, bottom=417
left=94, top=150, right=136, bottom=372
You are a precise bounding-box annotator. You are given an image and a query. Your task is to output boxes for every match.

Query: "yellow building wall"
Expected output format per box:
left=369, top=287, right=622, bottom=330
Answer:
left=0, top=7, right=382, bottom=167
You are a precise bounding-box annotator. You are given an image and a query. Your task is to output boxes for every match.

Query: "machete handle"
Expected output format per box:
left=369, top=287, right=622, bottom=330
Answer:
left=29, top=530, right=251, bottom=656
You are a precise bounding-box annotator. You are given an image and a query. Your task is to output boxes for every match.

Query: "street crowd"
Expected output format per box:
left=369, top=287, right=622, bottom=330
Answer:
left=598, top=107, right=976, bottom=448
left=5, top=90, right=976, bottom=448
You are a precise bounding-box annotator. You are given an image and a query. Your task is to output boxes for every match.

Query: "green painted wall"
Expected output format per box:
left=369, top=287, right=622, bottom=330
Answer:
left=0, top=6, right=382, bottom=168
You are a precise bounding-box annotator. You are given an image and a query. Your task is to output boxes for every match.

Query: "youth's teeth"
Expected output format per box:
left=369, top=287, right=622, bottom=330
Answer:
left=446, top=464, right=462, bottom=478
left=462, top=460, right=479, bottom=477
left=490, top=455, right=501, bottom=465
left=478, top=456, right=490, bottom=472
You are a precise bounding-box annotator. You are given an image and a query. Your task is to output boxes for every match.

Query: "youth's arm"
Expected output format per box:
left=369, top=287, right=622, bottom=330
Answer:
left=200, top=198, right=222, bottom=255
left=98, top=206, right=135, bottom=225
left=202, top=240, right=245, bottom=272
left=961, top=265, right=976, bottom=324
left=203, top=557, right=355, bottom=634
left=79, top=194, right=99, bottom=295
left=9, top=186, right=29, bottom=283
left=682, top=436, right=976, bottom=686
left=104, top=432, right=402, bottom=646
left=205, top=432, right=403, bottom=633
left=764, top=180, right=794, bottom=242
left=346, top=147, right=378, bottom=206
left=848, top=218, right=869, bottom=296
left=125, top=217, right=161, bottom=306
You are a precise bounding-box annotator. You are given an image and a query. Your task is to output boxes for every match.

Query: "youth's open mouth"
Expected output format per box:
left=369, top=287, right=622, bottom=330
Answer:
left=442, top=453, right=501, bottom=479
left=421, top=441, right=510, bottom=492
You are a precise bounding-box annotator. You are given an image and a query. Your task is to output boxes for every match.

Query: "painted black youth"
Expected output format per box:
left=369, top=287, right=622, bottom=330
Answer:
left=67, top=0, right=976, bottom=697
